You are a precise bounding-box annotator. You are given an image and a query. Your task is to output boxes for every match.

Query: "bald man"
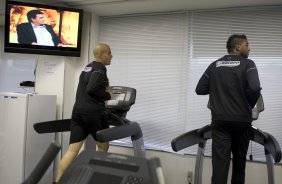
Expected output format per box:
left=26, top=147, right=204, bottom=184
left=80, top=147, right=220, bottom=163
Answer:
left=55, top=43, right=113, bottom=183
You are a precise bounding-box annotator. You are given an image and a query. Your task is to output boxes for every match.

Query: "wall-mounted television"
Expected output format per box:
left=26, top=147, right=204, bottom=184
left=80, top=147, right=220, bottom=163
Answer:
left=4, top=0, right=83, bottom=57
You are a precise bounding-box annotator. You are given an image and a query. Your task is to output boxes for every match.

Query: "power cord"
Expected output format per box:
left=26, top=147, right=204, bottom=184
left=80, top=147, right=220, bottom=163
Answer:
left=249, top=141, right=253, bottom=161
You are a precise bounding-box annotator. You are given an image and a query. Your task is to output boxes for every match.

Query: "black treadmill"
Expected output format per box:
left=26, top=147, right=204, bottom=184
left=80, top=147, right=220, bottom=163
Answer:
left=29, top=86, right=165, bottom=184
left=34, top=86, right=145, bottom=157
left=171, top=96, right=281, bottom=184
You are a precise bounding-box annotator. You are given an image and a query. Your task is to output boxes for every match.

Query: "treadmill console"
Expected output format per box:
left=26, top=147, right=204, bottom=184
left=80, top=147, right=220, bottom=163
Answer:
left=106, top=86, right=136, bottom=112
left=59, top=150, right=165, bottom=184
left=252, top=95, right=264, bottom=120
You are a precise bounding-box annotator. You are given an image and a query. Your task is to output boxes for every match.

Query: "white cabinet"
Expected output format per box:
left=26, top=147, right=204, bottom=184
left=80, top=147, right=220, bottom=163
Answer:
left=0, top=93, right=56, bottom=184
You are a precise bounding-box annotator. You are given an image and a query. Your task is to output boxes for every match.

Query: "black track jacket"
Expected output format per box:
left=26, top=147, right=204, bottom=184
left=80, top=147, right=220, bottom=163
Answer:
left=196, top=54, right=261, bottom=122
left=73, top=61, right=111, bottom=114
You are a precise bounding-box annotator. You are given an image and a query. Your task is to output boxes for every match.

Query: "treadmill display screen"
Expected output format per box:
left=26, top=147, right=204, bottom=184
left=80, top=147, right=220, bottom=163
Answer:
left=106, top=93, right=126, bottom=106
left=89, top=172, right=122, bottom=184
left=111, top=93, right=125, bottom=101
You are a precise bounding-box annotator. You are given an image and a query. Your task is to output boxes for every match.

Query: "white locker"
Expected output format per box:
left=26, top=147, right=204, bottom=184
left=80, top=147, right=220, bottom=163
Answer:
left=0, top=93, right=56, bottom=184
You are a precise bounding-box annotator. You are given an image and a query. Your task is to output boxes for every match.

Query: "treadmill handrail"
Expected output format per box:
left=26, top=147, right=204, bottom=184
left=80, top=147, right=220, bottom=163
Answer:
left=197, top=124, right=211, bottom=139
left=265, top=133, right=282, bottom=163
left=33, top=112, right=129, bottom=134
left=172, top=125, right=281, bottom=163
left=252, top=126, right=281, bottom=163
left=171, top=125, right=212, bottom=152
left=171, top=129, right=205, bottom=152
left=34, top=119, right=71, bottom=133
left=252, top=126, right=268, bottom=145
left=96, top=122, right=143, bottom=142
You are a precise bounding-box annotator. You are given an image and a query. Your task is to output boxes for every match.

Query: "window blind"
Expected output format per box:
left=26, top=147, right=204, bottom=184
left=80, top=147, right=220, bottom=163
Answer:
left=187, top=6, right=282, bottom=161
left=0, top=27, right=3, bottom=53
left=99, top=13, right=189, bottom=151
left=99, top=6, right=282, bottom=162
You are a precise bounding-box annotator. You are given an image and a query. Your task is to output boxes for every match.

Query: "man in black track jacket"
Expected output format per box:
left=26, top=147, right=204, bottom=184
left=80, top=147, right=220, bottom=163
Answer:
left=55, top=43, right=113, bottom=183
left=196, top=34, right=261, bottom=184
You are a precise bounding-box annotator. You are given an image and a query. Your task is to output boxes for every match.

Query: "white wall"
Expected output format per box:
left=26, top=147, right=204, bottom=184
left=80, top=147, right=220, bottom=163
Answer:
left=35, top=56, right=65, bottom=119
left=0, top=27, right=36, bottom=94
left=1, top=11, right=282, bottom=184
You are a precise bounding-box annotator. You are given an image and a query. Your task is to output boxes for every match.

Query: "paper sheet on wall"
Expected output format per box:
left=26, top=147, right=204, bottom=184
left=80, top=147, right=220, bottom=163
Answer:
left=43, top=61, right=57, bottom=73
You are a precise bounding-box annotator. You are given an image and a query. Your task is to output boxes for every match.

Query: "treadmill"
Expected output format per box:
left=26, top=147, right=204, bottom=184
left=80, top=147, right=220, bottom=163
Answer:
left=34, top=86, right=145, bottom=157
left=58, top=86, right=165, bottom=183
left=29, top=86, right=165, bottom=184
left=171, top=96, right=281, bottom=184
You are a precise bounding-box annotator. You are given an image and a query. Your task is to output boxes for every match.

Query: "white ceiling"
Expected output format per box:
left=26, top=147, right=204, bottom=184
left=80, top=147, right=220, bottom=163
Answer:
left=1, top=0, right=281, bottom=26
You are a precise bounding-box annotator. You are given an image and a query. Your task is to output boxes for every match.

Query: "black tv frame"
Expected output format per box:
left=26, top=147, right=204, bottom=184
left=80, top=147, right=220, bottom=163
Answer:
left=4, top=0, right=84, bottom=57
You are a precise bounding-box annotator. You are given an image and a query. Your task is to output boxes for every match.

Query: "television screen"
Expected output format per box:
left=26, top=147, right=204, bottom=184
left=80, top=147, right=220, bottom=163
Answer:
left=4, top=0, right=83, bottom=57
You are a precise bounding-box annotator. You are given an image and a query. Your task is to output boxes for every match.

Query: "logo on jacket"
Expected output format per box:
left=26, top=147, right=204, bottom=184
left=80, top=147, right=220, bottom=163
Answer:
left=82, top=67, right=92, bottom=72
left=216, top=61, right=240, bottom=67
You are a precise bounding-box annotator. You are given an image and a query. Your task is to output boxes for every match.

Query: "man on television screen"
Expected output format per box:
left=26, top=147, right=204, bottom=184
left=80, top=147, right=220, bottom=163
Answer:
left=16, top=10, right=62, bottom=46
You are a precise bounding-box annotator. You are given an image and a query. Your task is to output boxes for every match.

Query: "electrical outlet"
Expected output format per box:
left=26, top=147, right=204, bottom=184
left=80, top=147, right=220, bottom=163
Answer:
left=187, top=171, right=193, bottom=184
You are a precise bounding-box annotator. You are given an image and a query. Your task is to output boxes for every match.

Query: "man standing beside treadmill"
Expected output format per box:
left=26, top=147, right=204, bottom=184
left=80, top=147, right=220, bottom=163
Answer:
left=196, top=34, right=261, bottom=184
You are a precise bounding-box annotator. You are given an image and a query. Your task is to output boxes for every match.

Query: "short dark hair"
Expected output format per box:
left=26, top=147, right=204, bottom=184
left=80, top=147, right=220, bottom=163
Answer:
left=226, top=34, right=247, bottom=53
left=27, top=10, right=44, bottom=23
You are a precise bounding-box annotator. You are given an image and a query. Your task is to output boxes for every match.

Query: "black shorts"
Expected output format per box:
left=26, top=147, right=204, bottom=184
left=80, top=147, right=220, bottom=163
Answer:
left=69, top=111, right=109, bottom=144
